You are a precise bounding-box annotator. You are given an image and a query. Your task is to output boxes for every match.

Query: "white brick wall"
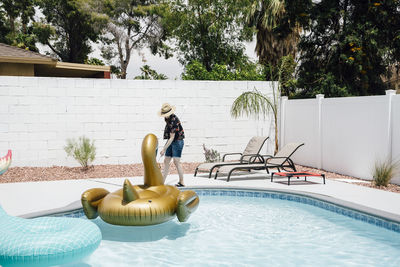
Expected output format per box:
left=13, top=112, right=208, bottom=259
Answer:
left=0, top=77, right=275, bottom=167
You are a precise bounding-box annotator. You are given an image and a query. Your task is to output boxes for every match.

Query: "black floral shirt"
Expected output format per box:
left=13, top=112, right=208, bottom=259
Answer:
left=164, top=114, right=185, bottom=140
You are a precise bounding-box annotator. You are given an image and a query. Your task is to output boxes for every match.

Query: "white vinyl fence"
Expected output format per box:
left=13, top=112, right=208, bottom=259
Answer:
left=280, top=90, right=400, bottom=184
left=0, top=77, right=275, bottom=167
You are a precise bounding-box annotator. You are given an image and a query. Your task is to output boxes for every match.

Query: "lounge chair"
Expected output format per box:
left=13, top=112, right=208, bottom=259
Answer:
left=194, top=136, right=269, bottom=178
left=215, top=143, right=304, bottom=182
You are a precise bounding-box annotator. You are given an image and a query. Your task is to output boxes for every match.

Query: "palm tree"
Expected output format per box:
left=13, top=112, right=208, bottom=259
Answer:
left=231, top=56, right=293, bottom=154
left=248, top=0, right=300, bottom=66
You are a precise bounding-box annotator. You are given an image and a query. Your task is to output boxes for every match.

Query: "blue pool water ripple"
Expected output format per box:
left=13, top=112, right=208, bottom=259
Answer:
left=57, top=191, right=400, bottom=267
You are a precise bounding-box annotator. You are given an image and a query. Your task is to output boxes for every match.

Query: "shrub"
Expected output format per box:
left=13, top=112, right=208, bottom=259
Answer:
left=64, top=136, right=96, bottom=169
left=181, top=60, right=266, bottom=81
left=85, top=57, right=105, bottom=66
left=372, top=158, right=399, bottom=187
left=203, top=144, right=221, bottom=163
left=134, top=65, right=167, bottom=80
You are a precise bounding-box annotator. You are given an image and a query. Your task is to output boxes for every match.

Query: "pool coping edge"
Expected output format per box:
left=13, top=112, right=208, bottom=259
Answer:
left=20, top=185, right=400, bottom=226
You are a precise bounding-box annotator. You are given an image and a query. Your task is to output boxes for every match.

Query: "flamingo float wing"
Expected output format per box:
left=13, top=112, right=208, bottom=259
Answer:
left=0, top=150, right=12, bottom=175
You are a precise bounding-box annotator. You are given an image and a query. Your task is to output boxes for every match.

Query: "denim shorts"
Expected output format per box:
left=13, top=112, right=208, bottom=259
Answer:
left=165, top=140, right=184, bottom=158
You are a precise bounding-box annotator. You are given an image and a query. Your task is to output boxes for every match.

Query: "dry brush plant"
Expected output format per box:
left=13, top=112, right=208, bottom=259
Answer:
left=203, top=144, right=221, bottom=163
left=372, top=158, right=399, bottom=187
left=64, top=136, right=96, bottom=170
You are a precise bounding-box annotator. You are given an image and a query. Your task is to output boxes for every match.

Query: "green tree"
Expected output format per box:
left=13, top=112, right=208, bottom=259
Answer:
left=295, top=0, right=400, bottom=97
left=85, top=57, right=105, bottom=65
left=164, top=0, right=253, bottom=72
left=35, top=0, right=104, bottom=63
left=0, top=0, right=38, bottom=50
left=275, top=55, right=297, bottom=97
left=245, top=0, right=301, bottom=67
left=181, top=60, right=266, bottom=81
left=134, top=65, right=167, bottom=80
left=88, top=0, right=169, bottom=79
left=0, top=9, right=8, bottom=43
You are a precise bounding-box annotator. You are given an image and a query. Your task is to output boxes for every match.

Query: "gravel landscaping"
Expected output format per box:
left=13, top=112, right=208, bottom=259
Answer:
left=1, top=163, right=399, bottom=193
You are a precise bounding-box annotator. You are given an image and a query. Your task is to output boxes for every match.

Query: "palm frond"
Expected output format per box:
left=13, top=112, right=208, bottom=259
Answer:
left=262, top=0, right=285, bottom=30
left=255, top=25, right=299, bottom=66
left=231, top=89, right=275, bottom=119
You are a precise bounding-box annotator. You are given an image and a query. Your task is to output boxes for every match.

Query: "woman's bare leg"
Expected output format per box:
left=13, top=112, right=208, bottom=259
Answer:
left=173, top=157, right=184, bottom=185
left=163, top=156, right=172, bottom=181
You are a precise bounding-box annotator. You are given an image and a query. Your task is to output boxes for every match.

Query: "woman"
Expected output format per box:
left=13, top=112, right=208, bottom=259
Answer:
left=158, top=103, right=185, bottom=187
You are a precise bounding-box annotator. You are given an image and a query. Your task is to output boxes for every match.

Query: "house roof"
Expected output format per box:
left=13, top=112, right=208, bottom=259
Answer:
left=0, top=43, right=111, bottom=78
left=0, top=43, right=56, bottom=65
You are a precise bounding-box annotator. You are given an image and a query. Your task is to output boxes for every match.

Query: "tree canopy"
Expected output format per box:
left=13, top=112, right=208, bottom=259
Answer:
left=1, top=0, right=399, bottom=92
left=164, top=0, right=254, bottom=72
left=95, top=0, right=169, bottom=79
left=0, top=0, right=38, bottom=50
left=294, top=0, right=400, bottom=97
left=134, top=64, right=167, bottom=80
left=181, top=60, right=266, bottom=81
left=35, top=0, right=104, bottom=63
left=245, top=0, right=301, bottom=67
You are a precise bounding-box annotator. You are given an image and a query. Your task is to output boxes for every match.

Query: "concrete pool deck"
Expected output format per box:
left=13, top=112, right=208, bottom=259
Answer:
left=1, top=171, right=400, bottom=222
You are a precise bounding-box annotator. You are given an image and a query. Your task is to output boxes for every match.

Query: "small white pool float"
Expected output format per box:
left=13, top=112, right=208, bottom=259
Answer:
left=0, top=205, right=101, bottom=267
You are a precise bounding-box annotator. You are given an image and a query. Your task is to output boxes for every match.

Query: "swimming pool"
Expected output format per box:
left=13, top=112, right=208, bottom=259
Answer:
left=57, top=189, right=400, bottom=267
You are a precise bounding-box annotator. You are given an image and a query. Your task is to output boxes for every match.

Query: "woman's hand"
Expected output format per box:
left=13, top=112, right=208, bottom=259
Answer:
left=161, top=133, right=175, bottom=157
left=160, top=149, right=166, bottom=156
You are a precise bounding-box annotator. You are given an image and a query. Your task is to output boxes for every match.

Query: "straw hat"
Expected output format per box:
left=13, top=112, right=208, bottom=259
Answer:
left=158, top=103, right=176, bottom=117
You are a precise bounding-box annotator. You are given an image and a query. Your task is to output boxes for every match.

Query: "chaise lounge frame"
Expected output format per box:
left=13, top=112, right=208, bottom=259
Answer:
left=194, top=136, right=269, bottom=178
left=215, top=143, right=304, bottom=182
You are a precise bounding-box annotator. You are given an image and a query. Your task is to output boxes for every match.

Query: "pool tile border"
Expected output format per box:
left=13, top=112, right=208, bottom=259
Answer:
left=52, top=189, right=400, bottom=234
left=192, top=189, right=400, bottom=233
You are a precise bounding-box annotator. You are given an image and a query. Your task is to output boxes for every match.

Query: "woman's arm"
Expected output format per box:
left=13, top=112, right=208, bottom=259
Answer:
left=160, top=133, right=175, bottom=156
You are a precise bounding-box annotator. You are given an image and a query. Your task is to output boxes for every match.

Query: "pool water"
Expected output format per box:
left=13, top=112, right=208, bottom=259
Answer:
left=64, top=193, right=400, bottom=267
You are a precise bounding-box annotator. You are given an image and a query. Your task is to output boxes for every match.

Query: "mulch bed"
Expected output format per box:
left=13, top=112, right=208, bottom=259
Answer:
left=1, top=163, right=399, bottom=194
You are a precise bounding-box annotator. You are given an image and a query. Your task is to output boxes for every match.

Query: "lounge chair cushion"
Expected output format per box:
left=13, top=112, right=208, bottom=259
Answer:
left=267, top=143, right=303, bottom=165
left=196, top=162, right=232, bottom=172
left=218, top=163, right=265, bottom=174
left=241, top=136, right=269, bottom=162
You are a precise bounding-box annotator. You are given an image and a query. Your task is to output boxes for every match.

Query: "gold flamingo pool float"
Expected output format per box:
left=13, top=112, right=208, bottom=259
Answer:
left=81, top=134, right=200, bottom=226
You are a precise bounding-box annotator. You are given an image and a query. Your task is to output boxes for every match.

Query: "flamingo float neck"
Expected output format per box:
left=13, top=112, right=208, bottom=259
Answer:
left=141, top=134, right=164, bottom=186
